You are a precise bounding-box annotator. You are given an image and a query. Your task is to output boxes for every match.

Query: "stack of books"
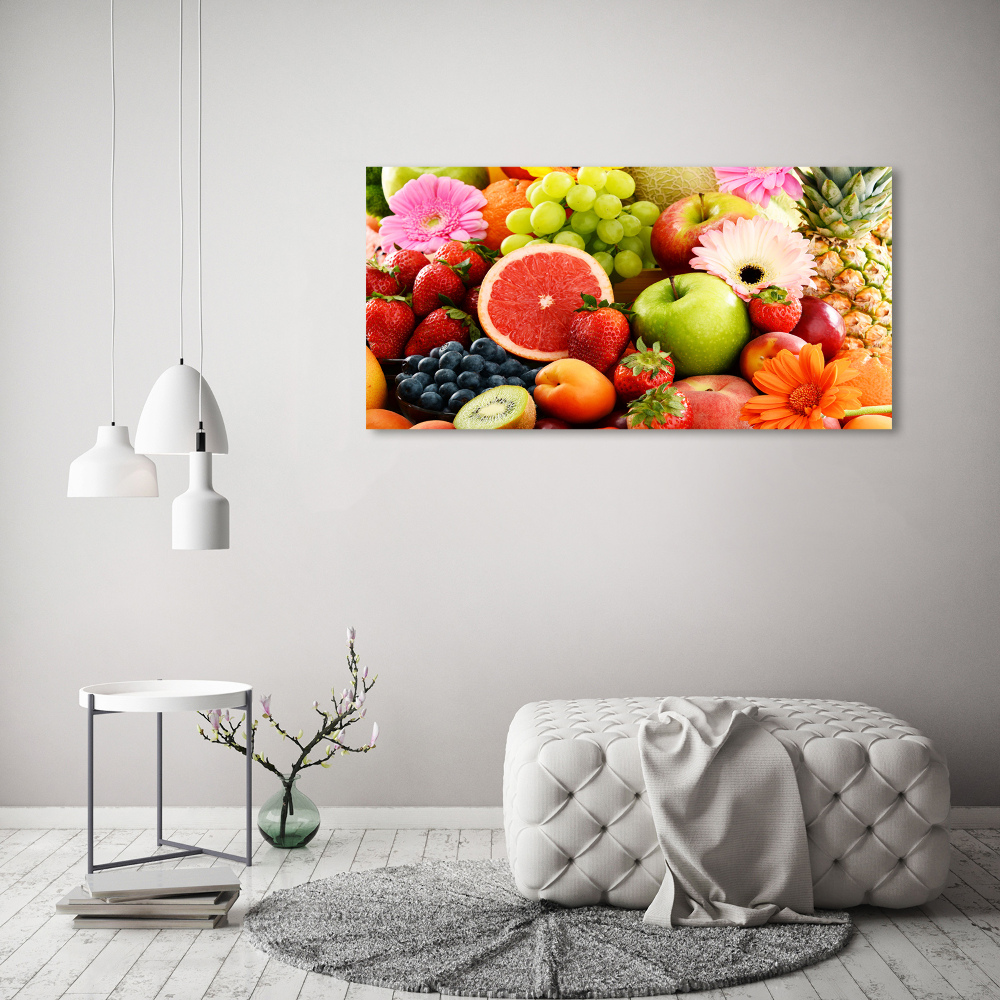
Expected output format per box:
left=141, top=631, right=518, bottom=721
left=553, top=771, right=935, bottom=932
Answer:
left=57, top=866, right=241, bottom=929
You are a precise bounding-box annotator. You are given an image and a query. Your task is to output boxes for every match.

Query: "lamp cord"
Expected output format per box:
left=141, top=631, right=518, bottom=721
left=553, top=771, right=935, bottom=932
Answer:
left=110, top=0, right=117, bottom=425
left=178, top=0, right=184, bottom=365
left=197, top=0, right=204, bottom=430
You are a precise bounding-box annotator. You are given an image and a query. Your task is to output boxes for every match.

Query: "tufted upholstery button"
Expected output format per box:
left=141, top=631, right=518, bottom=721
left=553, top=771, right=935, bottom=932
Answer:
left=866, top=825, right=873, bottom=832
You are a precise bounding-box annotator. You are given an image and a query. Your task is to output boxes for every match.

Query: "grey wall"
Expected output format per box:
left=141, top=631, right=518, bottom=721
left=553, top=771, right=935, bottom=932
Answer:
left=1, top=0, right=998, bottom=809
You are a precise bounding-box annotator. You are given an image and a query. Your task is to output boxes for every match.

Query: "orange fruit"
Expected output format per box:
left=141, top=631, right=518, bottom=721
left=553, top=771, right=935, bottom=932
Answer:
left=366, top=409, right=412, bottom=429
left=480, top=178, right=532, bottom=251
left=478, top=244, right=614, bottom=362
left=365, top=348, right=387, bottom=409
left=410, top=420, right=455, bottom=429
left=843, top=415, right=892, bottom=429
left=835, top=348, right=892, bottom=407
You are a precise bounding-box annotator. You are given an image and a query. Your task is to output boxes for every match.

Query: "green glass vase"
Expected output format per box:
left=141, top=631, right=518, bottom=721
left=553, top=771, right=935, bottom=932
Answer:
left=257, top=777, right=320, bottom=848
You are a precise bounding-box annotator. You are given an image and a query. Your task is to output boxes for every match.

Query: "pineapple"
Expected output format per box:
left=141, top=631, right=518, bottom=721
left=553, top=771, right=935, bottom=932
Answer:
left=796, top=167, right=892, bottom=353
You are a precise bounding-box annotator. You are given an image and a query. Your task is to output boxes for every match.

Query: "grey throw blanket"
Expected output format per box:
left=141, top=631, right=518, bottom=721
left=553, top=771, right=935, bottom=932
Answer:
left=638, top=696, right=848, bottom=928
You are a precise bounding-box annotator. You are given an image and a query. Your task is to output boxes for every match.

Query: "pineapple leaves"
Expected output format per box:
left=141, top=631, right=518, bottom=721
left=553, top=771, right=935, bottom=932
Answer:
left=820, top=178, right=843, bottom=206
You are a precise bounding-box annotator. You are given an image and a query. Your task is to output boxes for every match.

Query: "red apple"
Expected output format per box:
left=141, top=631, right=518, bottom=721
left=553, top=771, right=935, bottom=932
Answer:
left=740, top=331, right=809, bottom=383
left=650, top=192, right=761, bottom=273
left=672, top=374, right=758, bottom=429
left=789, top=297, right=846, bottom=361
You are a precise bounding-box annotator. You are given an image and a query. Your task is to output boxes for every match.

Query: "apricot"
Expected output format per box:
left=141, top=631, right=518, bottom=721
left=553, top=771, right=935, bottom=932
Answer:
left=842, top=415, right=892, bottom=429
left=409, top=420, right=455, bottom=429
left=366, top=409, right=412, bottom=429
left=533, top=359, right=616, bottom=424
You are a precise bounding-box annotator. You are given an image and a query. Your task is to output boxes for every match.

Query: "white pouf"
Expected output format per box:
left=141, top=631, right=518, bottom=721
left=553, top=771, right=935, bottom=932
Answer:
left=503, top=697, right=951, bottom=910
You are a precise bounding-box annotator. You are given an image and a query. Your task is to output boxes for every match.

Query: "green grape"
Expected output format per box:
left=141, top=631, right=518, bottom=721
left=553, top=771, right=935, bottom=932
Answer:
left=553, top=231, right=586, bottom=251
left=639, top=226, right=654, bottom=254
left=629, top=201, right=661, bottom=227
left=596, top=218, right=624, bottom=244
left=525, top=180, right=540, bottom=200
left=619, top=213, right=642, bottom=238
left=577, top=166, right=606, bottom=189
left=505, top=207, right=534, bottom=235
left=541, top=170, right=573, bottom=199
left=604, top=169, right=636, bottom=199
left=525, top=238, right=551, bottom=246
left=530, top=201, right=566, bottom=235
left=617, top=235, right=643, bottom=256
left=594, top=194, right=623, bottom=220
left=589, top=238, right=609, bottom=253
left=529, top=184, right=560, bottom=208
left=500, top=233, right=533, bottom=255
left=592, top=251, right=615, bottom=276
left=642, top=257, right=657, bottom=271
left=614, top=250, right=643, bottom=278
left=565, top=184, right=596, bottom=212
left=569, top=209, right=600, bottom=235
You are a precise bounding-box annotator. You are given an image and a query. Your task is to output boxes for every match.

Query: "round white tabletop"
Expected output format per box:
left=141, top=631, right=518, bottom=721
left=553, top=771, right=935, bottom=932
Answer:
left=79, top=680, right=251, bottom=713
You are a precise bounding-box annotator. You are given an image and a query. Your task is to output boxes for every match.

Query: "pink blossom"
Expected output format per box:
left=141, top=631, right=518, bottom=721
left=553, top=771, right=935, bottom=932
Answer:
left=207, top=709, right=222, bottom=732
left=347, top=626, right=356, bottom=643
left=378, top=174, right=487, bottom=254
left=260, top=694, right=271, bottom=718
left=370, top=722, right=380, bottom=746
left=714, top=167, right=803, bottom=208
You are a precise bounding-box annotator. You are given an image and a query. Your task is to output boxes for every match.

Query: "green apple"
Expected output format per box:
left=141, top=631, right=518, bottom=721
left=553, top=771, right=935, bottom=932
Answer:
left=631, top=274, right=751, bottom=378
left=381, top=167, right=490, bottom=201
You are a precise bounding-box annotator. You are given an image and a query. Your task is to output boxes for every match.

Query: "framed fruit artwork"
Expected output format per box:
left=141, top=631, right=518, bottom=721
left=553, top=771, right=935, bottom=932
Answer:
left=365, top=167, right=892, bottom=431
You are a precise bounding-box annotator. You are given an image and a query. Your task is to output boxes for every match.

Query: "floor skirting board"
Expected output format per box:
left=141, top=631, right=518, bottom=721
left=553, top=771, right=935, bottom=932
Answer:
left=0, top=805, right=997, bottom=829
left=0, top=805, right=506, bottom=829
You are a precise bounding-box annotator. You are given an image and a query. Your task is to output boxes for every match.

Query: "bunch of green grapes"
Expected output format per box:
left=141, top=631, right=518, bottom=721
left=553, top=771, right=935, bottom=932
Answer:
left=500, top=167, right=660, bottom=280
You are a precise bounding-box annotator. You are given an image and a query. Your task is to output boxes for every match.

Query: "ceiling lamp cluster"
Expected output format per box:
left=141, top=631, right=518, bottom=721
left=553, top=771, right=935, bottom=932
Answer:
left=67, top=0, right=229, bottom=551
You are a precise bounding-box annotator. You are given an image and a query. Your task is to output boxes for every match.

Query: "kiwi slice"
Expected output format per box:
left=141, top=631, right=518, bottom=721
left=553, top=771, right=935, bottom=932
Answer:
left=454, top=386, right=536, bottom=430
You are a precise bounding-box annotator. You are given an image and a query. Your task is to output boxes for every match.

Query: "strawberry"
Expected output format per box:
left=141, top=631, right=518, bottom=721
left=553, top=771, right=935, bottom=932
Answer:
left=567, top=295, right=633, bottom=374
left=626, top=383, right=692, bottom=429
left=404, top=307, right=480, bottom=356
left=431, top=240, right=499, bottom=287
left=748, top=286, right=802, bottom=333
left=365, top=294, right=416, bottom=359
left=463, top=284, right=481, bottom=314
left=366, top=259, right=401, bottom=297
left=411, top=261, right=468, bottom=317
left=382, top=246, right=428, bottom=293
left=612, top=337, right=675, bottom=402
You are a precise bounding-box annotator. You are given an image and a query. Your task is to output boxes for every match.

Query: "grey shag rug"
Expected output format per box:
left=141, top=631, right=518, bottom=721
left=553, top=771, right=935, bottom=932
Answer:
left=244, top=860, right=852, bottom=997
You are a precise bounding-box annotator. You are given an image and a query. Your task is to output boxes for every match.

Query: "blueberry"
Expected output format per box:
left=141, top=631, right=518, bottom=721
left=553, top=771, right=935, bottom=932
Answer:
left=522, top=368, right=541, bottom=386
left=411, top=371, right=432, bottom=387
left=429, top=347, right=441, bottom=359
left=439, top=351, right=464, bottom=372
left=505, top=376, right=525, bottom=387
left=440, top=341, right=465, bottom=355
left=486, top=374, right=506, bottom=389
left=438, top=382, right=459, bottom=399
left=394, top=372, right=409, bottom=385
left=417, top=356, right=439, bottom=374
left=499, top=359, right=524, bottom=377
left=434, top=368, right=458, bottom=386
left=490, top=343, right=507, bottom=364
left=470, top=338, right=494, bottom=357
left=403, top=354, right=423, bottom=374
left=525, top=384, right=535, bottom=396
left=456, top=371, right=481, bottom=391
left=459, top=354, right=485, bottom=374
left=419, top=391, right=444, bottom=411
left=481, top=360, right=500, bottom=378
left=397, top=378, right=425, bottom=403
left=447, top=389, right=475, bottom=412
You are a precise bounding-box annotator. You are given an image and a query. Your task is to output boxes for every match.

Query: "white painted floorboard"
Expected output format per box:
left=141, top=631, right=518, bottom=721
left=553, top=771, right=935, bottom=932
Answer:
left=0, top=829, right=998, bottom=999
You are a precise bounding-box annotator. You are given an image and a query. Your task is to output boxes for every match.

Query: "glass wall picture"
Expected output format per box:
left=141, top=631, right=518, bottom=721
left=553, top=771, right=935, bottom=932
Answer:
left=365, top=167, right=892, bottom=431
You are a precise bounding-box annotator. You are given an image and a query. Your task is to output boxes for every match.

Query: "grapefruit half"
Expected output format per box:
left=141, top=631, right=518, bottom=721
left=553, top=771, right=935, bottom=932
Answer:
left=477, top=244, right=614, bottom=362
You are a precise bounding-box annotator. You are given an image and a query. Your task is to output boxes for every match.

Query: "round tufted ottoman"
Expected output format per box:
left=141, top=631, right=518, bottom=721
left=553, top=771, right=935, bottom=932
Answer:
left=503, top=697, right=951, bottom=910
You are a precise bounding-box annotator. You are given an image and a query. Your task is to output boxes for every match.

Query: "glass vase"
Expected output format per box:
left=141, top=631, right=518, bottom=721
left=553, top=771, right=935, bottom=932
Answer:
left=257, top=776, right=320, bottom=848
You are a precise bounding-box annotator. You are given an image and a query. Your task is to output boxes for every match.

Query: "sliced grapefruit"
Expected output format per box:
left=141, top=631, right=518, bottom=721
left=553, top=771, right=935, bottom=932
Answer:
left=477, top=244, right=614, bottom=362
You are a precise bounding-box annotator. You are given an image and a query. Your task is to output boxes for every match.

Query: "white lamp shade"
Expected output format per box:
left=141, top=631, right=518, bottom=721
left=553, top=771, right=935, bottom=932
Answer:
left=67, top=425, right=159, bottom=497
left=172, top=451, right=229, bottom=549
left=134, top=364, right=228, bottom=455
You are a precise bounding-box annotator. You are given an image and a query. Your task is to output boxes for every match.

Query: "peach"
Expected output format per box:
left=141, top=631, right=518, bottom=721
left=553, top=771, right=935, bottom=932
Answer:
left=740, top=332, right=808, bottom=383
left=672, top=374, right=758, bottom=429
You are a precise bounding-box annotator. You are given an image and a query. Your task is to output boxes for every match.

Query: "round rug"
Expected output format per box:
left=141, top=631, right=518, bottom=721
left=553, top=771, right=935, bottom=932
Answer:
left=244, top=860, right=852, bottom=997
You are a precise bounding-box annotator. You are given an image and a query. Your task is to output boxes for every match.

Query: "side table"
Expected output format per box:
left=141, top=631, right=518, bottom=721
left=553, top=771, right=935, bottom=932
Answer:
left=79, top=679, right=254, bottom=872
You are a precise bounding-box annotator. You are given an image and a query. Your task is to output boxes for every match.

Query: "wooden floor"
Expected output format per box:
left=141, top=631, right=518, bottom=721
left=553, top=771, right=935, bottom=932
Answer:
left=1, top=827, right=1000, bottom=1000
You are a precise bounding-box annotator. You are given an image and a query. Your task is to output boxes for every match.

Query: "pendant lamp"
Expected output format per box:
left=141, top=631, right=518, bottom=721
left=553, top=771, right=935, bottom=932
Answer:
left=68, top=0, right=158, bottom=499
left=135, top=0, right=229, bottom=548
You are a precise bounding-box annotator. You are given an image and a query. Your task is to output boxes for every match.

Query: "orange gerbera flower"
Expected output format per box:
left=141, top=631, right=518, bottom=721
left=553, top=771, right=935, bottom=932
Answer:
left=741, top=342, right=862, bottom=429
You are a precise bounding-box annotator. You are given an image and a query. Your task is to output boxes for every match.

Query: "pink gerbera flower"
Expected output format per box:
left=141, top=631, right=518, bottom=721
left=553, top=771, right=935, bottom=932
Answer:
left=378, top=174, right=487, bottom=254
left=691, top=216, right=816, bottom=301
left=714, top=167, right=803, bottom=208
